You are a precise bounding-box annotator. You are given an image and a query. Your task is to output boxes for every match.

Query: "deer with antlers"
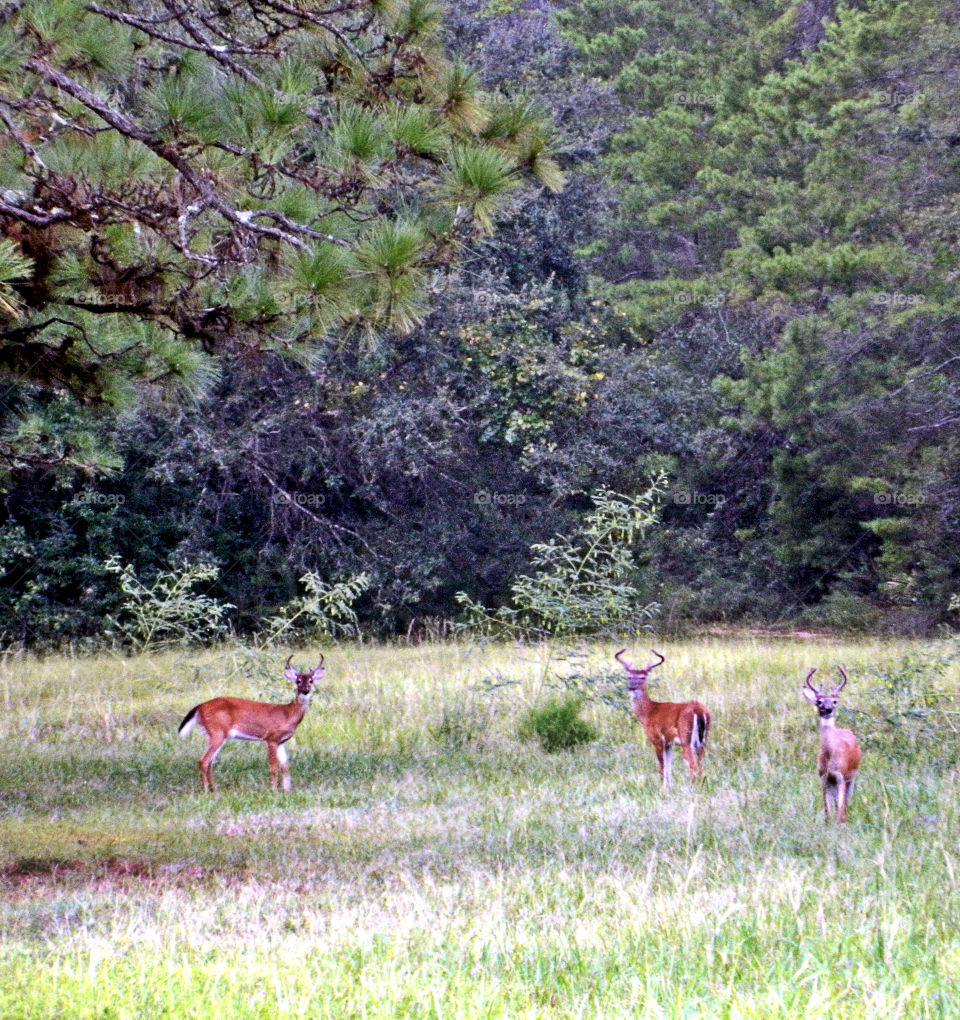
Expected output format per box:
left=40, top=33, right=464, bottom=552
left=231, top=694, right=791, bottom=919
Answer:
left=801, top=666, right=862, bottom=823
left=178, top=654, right=324, bottom=792
left=615, top=648, right=711, bottom=788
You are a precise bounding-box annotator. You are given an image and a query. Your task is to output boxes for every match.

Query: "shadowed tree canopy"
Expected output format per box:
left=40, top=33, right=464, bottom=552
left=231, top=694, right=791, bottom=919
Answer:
left=0, top=0, right=562, bottom=470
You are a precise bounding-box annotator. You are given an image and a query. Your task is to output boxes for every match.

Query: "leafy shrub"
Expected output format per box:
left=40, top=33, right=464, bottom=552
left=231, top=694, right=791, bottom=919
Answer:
left=262, top=571, right=370, bottom=644
left=518, top=695, right=597, bottom=753
left=457, top=480, right=664, bottom=638
left=799, top=589, right=884, bottom=633
left=103, top=556, right=234, bottom=652
left=852, top=645, right=960, bottom=770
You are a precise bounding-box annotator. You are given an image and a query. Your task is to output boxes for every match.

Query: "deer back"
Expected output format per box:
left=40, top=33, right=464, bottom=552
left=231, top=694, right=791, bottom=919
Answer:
left=198, top=696, right=305, bottom=741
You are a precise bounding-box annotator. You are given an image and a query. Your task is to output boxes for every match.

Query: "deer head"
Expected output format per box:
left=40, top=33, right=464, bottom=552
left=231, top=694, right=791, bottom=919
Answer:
left=615, top=648, right=666, bottom=692
left=284, top=653, right=325, bottom=697
left=801, top=665, right=848, bottom=720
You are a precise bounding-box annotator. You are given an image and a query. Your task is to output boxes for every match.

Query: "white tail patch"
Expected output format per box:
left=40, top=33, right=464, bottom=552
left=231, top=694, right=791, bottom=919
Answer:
left=178, top=710, right=197, bottom=738
left=691, top=713, right=706, bottom=752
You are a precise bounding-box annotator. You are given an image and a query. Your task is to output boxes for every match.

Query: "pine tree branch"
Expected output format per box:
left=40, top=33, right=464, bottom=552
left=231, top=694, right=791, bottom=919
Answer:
left=25, top=57, right=350, bottom=250
left=0, top=198, right=74, bottom=227
left=255, top=0, right=364, bottom=62
left=0, top=108, right=46, bottom=169
left=86, top=4, right=264, bottom=72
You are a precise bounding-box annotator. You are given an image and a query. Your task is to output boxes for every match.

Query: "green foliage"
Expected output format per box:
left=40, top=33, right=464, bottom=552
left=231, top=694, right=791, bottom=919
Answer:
left=263, top=571, right=370, bottom=644
left=103, top=556, right=234, bottom=652
left=853, top=645, right=960, bottom=770
left=438, top=144, right=520, bottom=234
left=799, top=590, right=884, bottom=634
left=5, top=0, right=960, bottom=642
left=559, top=0, right=960, bottom=625
left=517, top=694, right=597, bottom=752
left=458, top=478, right=665, bottom=638
left=0, top=238, right=32, bottom=316
left=0, top=0, right=561, bottom=472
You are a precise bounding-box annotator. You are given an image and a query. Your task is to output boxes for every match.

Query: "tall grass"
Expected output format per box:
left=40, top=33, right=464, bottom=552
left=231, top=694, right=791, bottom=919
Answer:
left=1, top=638, right=958, bottom=1018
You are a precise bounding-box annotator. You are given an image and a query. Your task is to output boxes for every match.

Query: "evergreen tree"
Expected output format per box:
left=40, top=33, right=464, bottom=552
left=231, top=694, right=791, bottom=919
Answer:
left=563, top=0, right=960, bottom=625
left=0, top=0, right=562, bottom=472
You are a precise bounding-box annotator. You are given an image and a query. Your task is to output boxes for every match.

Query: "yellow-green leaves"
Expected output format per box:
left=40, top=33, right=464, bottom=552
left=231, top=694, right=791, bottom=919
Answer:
left=438, top=60, right=485, bottom=133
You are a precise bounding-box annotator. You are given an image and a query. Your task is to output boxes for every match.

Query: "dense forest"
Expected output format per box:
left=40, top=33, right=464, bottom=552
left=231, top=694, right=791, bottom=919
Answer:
left=1, top=0, right=958, bottom=647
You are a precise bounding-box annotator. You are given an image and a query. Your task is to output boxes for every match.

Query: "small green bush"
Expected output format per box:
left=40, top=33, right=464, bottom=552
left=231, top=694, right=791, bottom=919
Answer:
left=518, top=695, right=597, bottom=753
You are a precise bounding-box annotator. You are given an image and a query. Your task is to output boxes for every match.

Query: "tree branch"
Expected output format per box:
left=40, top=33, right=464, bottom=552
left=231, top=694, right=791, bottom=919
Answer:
left=25, top=57, right=324, bottom=251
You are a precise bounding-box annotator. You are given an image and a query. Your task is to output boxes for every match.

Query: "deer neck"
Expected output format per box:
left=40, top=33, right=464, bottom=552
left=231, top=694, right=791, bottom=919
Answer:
left=631, top=686, right=654, bottom=721
left=818, top=715, right=837, bottom=732
left=287, top=693, right=311, bottom=722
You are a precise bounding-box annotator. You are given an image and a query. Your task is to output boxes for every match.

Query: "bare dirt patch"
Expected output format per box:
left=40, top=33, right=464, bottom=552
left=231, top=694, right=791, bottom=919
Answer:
left=1, top=857, right=221, bottom=899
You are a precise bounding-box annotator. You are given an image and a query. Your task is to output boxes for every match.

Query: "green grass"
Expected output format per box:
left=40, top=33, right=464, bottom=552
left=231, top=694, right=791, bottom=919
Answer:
left=1, top=638, right=959, bottom=1018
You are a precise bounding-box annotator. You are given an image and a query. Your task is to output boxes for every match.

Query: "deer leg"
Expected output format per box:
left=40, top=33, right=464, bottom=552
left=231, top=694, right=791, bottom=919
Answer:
left=199, top=735, right=225, bottom=793
left=266, top=742, right=280, bottom=791
left=836, top=773, right=849, bottom=823
left=276, top=742, right=291, bottom=792
left=662, top=745, right=673, bottom=788
left=651, top=739, right=666, bottom=786
left=821, top=775, right=838, bottom=822
left=681, top=729, right=700, bottom=778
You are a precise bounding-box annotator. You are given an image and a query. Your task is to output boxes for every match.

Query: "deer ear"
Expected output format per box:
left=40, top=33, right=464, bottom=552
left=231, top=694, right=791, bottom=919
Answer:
left=801, top=687, right=818, bottom=704
left=284, top=666, right=299, bottom=682
left=310, top=666, right=325, bottom=680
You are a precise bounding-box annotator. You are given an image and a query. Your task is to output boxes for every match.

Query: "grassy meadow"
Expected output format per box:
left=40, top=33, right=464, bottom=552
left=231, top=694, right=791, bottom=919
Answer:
left=1, top=637, right=959, bottom=1019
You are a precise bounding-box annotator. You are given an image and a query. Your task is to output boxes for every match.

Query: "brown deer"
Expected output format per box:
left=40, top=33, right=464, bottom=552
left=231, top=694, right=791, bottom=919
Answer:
left=178, top=654, right=323, bottom=792
left=615, top=648, right=711, bottom=788
left=801, top=666, right=862, bottom=822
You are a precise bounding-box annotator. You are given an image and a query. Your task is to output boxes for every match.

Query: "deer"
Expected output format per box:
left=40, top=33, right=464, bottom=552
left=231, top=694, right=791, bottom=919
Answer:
left=615, top=648, right=711, bottom=788
left=801, top=665, right=862, bottom=823
left=178, top=654, right=324, bottom=792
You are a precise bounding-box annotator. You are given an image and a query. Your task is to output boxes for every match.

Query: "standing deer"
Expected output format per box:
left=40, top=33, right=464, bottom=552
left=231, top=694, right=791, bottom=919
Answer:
left=801, top=666, right=862, bottom=823
left=178, top=654, right=324, bottom=792
left=615, top=648, right=711, bottom=788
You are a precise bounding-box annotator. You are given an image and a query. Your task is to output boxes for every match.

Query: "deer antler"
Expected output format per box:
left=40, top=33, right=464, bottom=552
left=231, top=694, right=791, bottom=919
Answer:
left=615, top=648, right=638, bottom=673
left=647, top=649, right=666, bottom=671
left=835, top=664, right=848, bottom=692
left=285, top=654, right=295, bottom=670
left=803, top=667, right=819, bottom=692
left=316, top=652, right=325, bottom=670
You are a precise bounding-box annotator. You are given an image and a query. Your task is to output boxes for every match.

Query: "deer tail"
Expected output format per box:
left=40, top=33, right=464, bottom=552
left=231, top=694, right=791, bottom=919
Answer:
left=178, top=706, right=198, bottom=738
left=692, top=711, right=709, bottom=751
